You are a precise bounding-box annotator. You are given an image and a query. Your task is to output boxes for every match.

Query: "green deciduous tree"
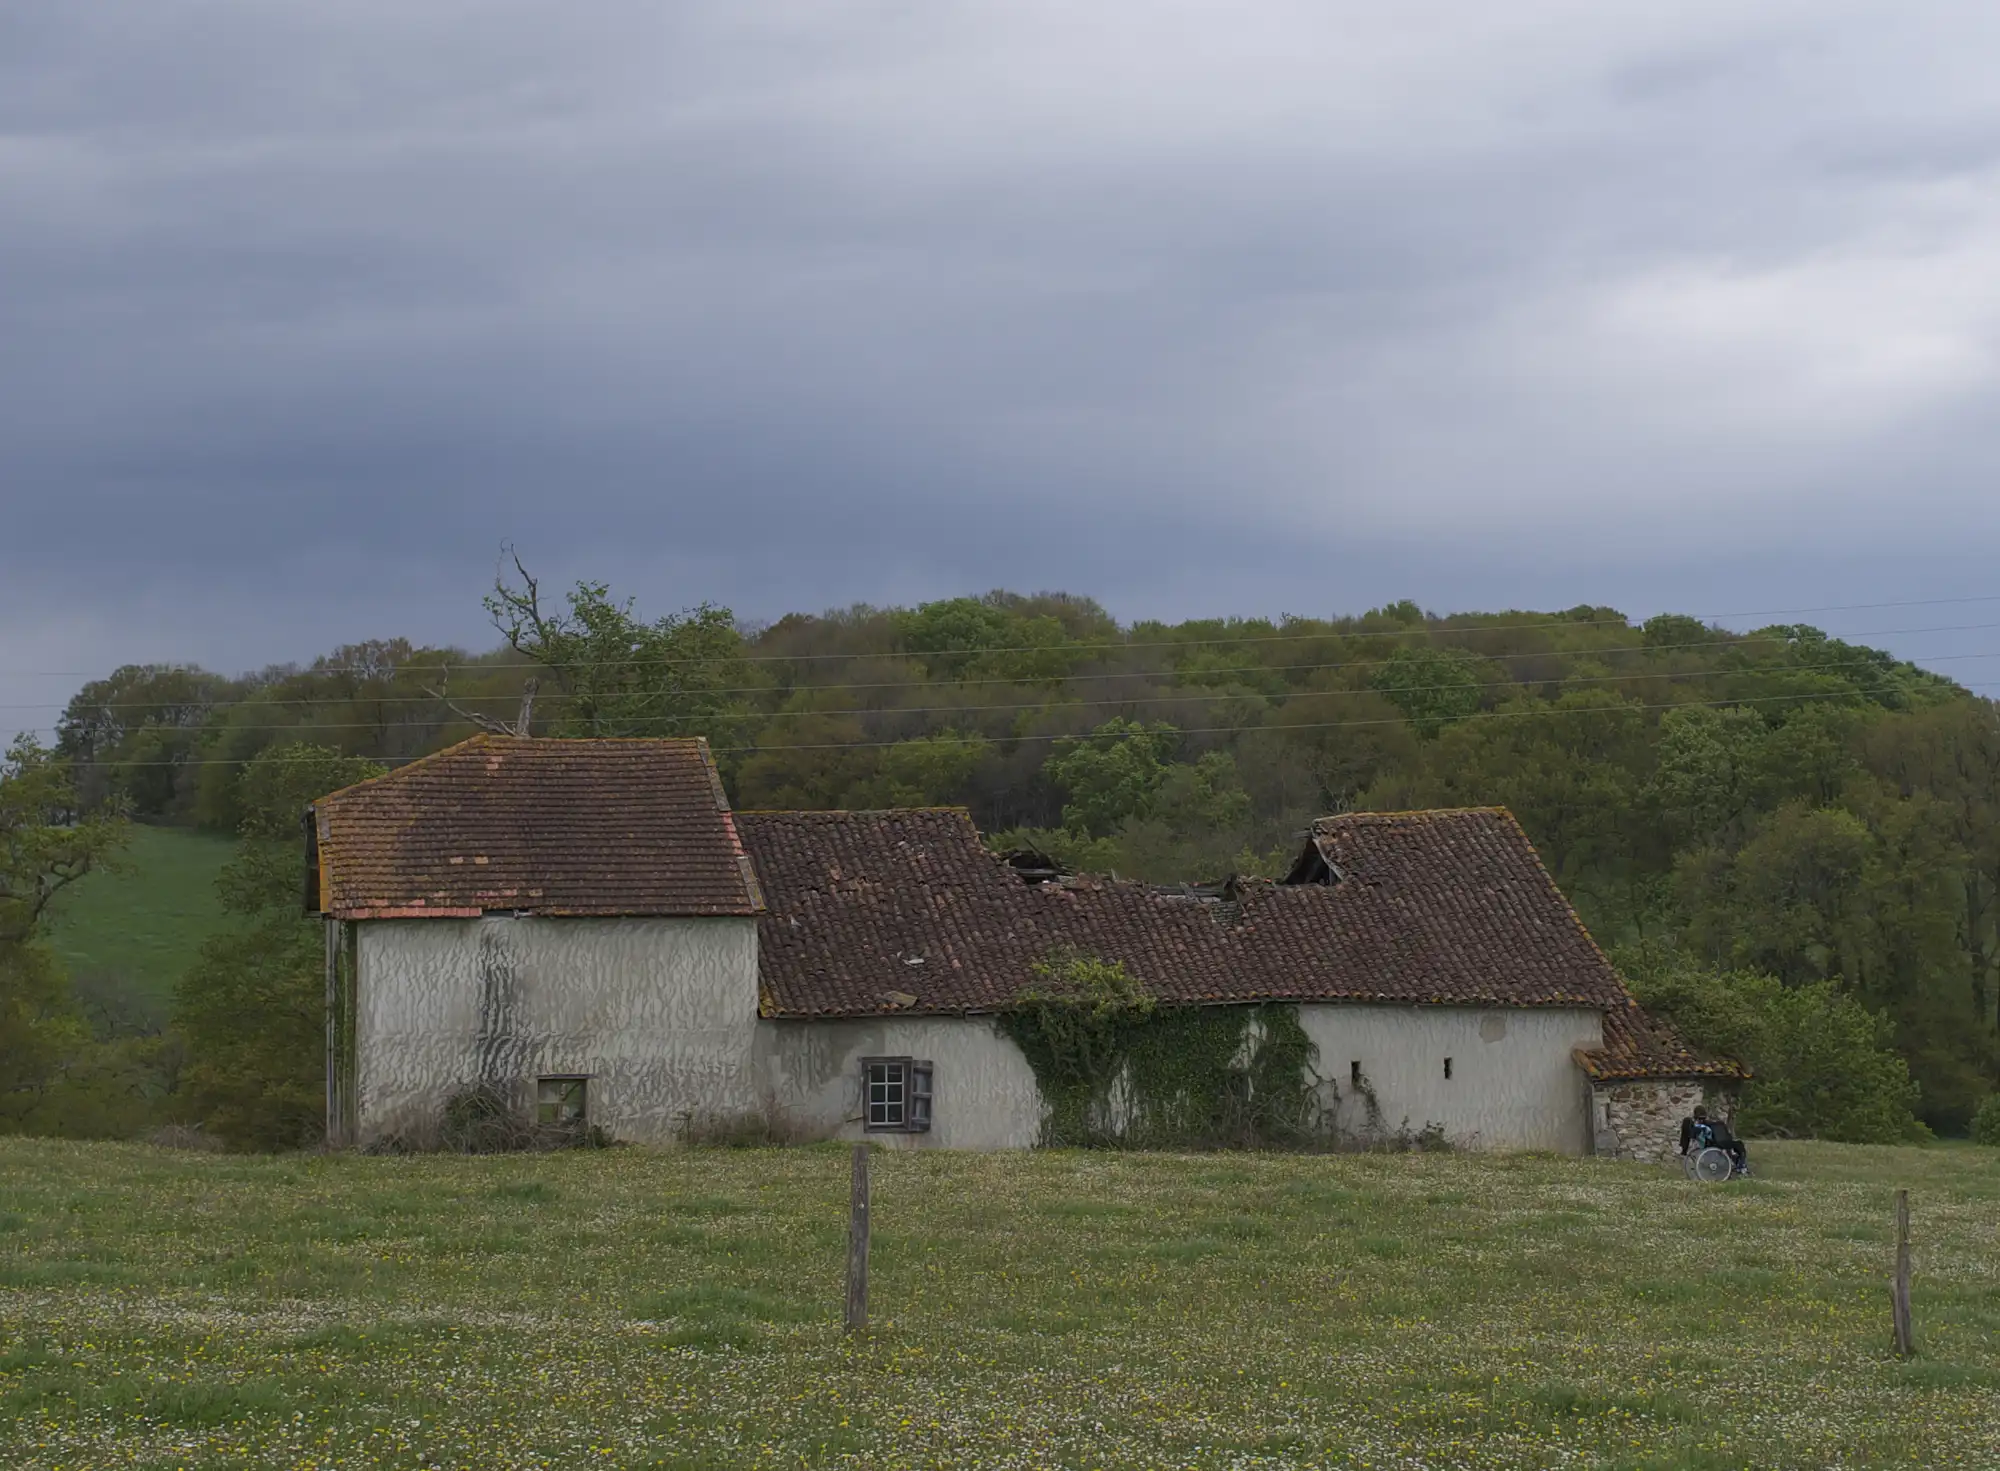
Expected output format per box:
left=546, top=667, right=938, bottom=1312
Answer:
left=858, top=731, right=992, bottom=808
left=1624, top=947, right=1927, bottom=1142
left=895, top=597, right=1082, bottom=684
left=1674, top=794, right=1991, bottom=1128
left=1649, top=704, right=1765, bottom=847
left=1641, top=613, right=1711, bottom=654
left=1681, top=804, right=1875, bottom=987
left=1111, top=752, right=1256, bottom=882
left=0, top=737, right=131, bottom=1134
left=485, top=552, right=748, bottom=739
left=1861, top=700, right=2000, bottom=1040
left=1972, top=1094, right=2000, bottom=1146
left=1, top=736, right=130, bottom=945
left=730, top=691, right=875, bottom=810
left=1046, top=719, right=1179, bottom=837
left=1368, top=646, right=1482, bottom=738
left=57, top=663, right=236, bottom=820
left=895, top=597, right=1014, bottom=680
left=175, top=743, right=384, bottom=1150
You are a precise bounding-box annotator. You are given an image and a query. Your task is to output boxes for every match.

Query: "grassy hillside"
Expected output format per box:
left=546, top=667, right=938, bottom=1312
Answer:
left=2, top=1140, right=1995, bottom=1468
left=42, top=824, right=234, bottom=1030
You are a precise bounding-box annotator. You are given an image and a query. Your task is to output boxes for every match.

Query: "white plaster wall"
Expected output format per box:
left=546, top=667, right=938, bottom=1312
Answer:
left=756, top=1017, right=1043, bottom=1150
left=354, top=915, right=760, bottom=1144
left=350, top=920, right=1605, bottom=1156
left=1300, top=1004, right=1604, bottom=1154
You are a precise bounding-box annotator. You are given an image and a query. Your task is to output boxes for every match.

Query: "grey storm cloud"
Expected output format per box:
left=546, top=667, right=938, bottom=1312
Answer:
left=5, top=1, right=2000, bottom=734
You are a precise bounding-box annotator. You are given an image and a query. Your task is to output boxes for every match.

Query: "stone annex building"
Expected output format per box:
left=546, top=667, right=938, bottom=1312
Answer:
left=306, top=735, right=1742, bottom=1160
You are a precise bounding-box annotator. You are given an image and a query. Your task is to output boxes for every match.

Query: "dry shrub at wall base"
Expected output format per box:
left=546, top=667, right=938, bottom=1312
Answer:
left=1326, top=1119, right=1454, bottom=1155
left=147, top=1123, right=224, bottom=1153
left=1327, top=1068, right=1454, bottom=1154
left=673, top=1096, right=817, bottom=1148
left=365, top=1085, right=611, bottom=1154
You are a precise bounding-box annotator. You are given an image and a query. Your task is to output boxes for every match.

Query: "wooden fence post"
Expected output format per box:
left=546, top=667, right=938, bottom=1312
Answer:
left=845, top=1143, right=870, bottom=1333
left=1892, top=1189, right=1914, bottom=1358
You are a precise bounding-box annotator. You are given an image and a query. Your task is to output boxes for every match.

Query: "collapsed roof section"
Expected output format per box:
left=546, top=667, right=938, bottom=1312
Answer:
left=736, top=806, right=1634, bottom=1019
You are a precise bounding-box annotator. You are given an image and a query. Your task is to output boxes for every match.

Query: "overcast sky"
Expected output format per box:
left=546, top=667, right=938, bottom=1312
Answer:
left=6, top=2, right=2000, bottom=737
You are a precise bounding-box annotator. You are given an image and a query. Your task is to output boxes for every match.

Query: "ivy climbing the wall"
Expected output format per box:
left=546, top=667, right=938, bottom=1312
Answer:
left=997, top=947, right=1325, bottom=1148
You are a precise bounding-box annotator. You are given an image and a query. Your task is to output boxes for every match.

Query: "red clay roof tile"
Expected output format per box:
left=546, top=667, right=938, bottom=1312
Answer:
left=1576, top=1003, right=1751, bottom=1082
left=737, top=806, right=1644, bottom=1018
left=312, top=735, right=762, bottom=919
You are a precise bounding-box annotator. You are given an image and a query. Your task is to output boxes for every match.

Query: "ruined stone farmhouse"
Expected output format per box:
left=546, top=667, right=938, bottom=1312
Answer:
left=306, top=735, right=1742, bottom=1158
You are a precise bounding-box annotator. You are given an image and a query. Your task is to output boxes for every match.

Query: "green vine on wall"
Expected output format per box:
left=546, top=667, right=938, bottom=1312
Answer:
left=997, top=947, right=1325, bottom=1149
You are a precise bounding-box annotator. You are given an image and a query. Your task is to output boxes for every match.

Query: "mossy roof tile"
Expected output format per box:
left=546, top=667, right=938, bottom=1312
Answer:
left=312, top=735, right=762, bottom=919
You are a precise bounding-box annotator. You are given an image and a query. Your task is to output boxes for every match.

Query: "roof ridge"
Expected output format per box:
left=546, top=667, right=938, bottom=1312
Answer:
left=318, top=733, right=725, bottom=808
left=735, top=806, right=976, bottom=817
left=491, top=735, right=711, bottom=746
left=1316, top=806, right=1511, bottom=823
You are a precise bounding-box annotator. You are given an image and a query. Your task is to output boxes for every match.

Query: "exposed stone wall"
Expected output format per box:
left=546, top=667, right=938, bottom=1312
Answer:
left=1591, top=1079, right=1737, bottom=1163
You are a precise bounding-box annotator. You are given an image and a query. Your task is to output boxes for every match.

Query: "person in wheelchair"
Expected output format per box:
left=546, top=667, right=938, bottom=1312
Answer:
left=1679, top=1106, right=1749, bottom=1176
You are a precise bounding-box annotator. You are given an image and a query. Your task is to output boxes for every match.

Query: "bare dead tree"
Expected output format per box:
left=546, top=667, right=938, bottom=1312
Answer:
left=422, top=673, right=539, bottom=738
left=485, top=546, right=575, bottom=699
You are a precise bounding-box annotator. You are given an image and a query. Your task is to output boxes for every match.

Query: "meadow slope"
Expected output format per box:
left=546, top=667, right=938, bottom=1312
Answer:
left=2, top=1140, right=1997, bottom=1470
left=42, top=825, right=235, bottom=1029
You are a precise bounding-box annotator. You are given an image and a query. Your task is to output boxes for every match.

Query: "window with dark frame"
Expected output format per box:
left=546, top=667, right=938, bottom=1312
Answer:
left=863, top=1057, right=934, bottom=1133
left=537, top=1076, right=588, bottom=1127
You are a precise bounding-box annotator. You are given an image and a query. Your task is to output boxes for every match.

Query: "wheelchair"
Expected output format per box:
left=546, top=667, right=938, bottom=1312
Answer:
left=1681, top=1125, right=1747, bottom=1182
left=1682, top=1143, right=1736, bottom=1182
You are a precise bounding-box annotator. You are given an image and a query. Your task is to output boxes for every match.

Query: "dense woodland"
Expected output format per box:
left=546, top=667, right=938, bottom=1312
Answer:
left=7, top=565, right=2000, bottom=1145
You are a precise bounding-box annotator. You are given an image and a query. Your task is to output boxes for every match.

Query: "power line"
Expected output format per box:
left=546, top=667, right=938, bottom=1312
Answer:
left=17, top=648, right=1997, bottom=738
left=62, top=684, right=2000, bottom=765
left=1696, top=593, right=2000, bottom=618
left=14, top=620, right=2000, bottom=714
left=7, top=594, right=2000, bottom=680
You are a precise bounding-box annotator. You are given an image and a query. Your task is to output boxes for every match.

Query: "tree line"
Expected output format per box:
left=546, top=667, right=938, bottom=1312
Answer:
left=7, top=562, right=1998, bottom=1144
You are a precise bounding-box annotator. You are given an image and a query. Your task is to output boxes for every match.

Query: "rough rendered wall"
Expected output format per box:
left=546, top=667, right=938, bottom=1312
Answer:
left=1590, top=1080, right=1715, bottom=1164
left=354, top=916, right=759, bottom=1145
left=1299, top=1005, right=1604, bottom=1153
left=756, top=1017, right=1043, bottom=1150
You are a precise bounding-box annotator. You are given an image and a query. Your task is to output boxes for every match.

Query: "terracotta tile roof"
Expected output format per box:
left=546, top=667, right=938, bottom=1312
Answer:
left=737, top=806, right=1637, bottom=1019
left=1575, top=1003, right=1751, bottom=1082
left=311, top=735, right=763, bottom=919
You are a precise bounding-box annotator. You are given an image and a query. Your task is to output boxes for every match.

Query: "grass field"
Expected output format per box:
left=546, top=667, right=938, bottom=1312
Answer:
left=43, top=825, right=235, bottom=1028
left=2, top=1140, right=1997, bottom=1470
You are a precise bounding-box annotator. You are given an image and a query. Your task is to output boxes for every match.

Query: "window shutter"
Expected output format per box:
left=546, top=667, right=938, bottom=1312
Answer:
left=909, top=1060, right=934, bottom=1132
